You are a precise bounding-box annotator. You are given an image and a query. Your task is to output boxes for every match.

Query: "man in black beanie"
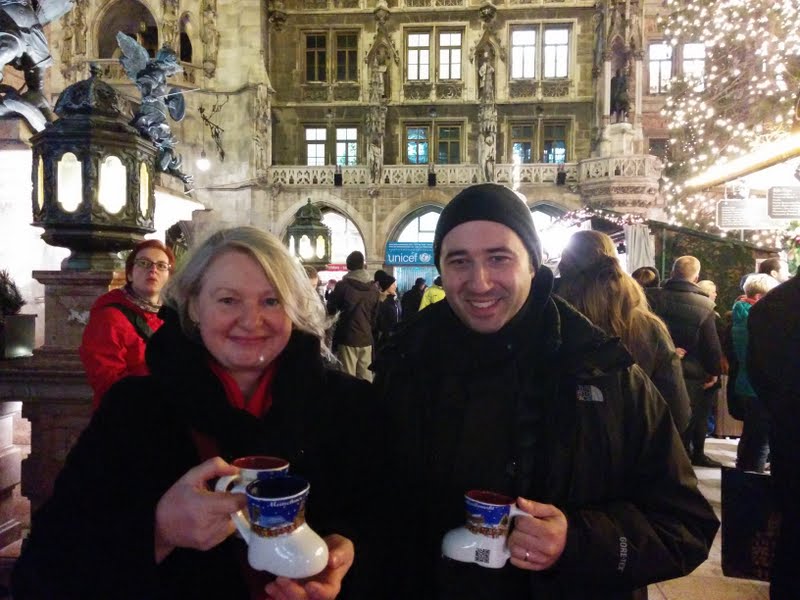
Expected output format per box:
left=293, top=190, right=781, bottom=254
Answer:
left=368, top=183, right=718, bottom=599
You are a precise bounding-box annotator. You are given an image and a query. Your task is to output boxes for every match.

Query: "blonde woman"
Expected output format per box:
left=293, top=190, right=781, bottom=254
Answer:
left=558, top=230, right=690, bottom=432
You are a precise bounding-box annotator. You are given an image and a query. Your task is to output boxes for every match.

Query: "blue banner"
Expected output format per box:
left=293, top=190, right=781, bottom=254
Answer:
left=385, top=242, right=434, bottom=266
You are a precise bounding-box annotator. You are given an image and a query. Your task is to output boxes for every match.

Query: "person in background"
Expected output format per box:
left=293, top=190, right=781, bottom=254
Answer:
left=324, top=278, right=337, bottom=301
left=371, top=183, right=718, bottom=600
left=373, top=269, right=389, bottom=292
left=647, top=256, right=724, bottom=468
left=696, top=279, right=724, bottom=435
left=757, top=257, right=790, bottom=283
left=326, top=251, right=380, bottom=381
left=400, top=277, right=426, bottom=321
left=304, top=264, right=323, bottom=301
left=418, top=275, right=445, bottom=310
left=79, top=239, right=174, bottom=410
left=631, top=265, right=661, bottom=289
left=375, top=272, right=400, bottom=351
left=748, top=270, right=800, bottom=600
left=13, top=226, right=374, bottom=599
left=731, top=273, right=779, bottom=473
left=557, top=230, right=690, bottom=433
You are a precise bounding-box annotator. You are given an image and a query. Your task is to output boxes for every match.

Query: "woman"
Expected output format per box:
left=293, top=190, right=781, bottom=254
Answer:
left=732, top=273, right=779, bottom=473
left=79, top=239, right=174, bottom=409
left=13, top=227, right=376, bottom=599
left=558, top=230, right=690, bottom=433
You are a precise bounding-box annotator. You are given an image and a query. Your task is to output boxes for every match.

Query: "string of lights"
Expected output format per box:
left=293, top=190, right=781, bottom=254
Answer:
left=659, top=0, right=800, bottom=249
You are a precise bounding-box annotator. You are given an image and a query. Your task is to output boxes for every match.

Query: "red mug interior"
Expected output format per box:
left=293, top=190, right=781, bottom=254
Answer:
left=233, top=456, right=289, bottom=470
left=466, top=490, right=514, bottom=506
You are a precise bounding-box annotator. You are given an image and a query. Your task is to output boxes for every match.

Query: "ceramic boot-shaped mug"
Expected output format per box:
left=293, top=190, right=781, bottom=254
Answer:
left=215, top=456, right=290, bottom=493
left=442, top=490, right=532, bottom=569
left=232, top=475, right=329, bottom=578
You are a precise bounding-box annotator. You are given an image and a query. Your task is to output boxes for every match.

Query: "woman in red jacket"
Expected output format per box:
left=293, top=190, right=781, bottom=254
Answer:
left=79, top=239, right=174, bottom=408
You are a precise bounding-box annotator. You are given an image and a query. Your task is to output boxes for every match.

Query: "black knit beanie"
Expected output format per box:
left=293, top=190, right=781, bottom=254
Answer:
left=433, top=184, right=542, bottom=271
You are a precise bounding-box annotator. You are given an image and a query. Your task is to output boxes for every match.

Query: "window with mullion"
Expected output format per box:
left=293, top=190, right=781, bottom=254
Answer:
left=682, top=42, right=705, bottom=89
left=542, top=123, right=567, bottom=163
left=406, top=126, right=430, bottom=164
left=306, top=34, right=327, bottom=82
left=336, top=127, right=358, bottom=166
left=305, top=127, right=327, bottom=165
left=438, top=32, right=462, bottom=81
left=648, top=42, right=672, bottom=94
left=407, top=33, right=431, bottom=81
left=336, top=33, right=358, bottom=82
left=543, top=27, right=569, bottom=78
left=511, top=29, right=537, bottom=79
left=437, top=126, right=461, bottom=164
left=511, top=124, right=535, bottom=164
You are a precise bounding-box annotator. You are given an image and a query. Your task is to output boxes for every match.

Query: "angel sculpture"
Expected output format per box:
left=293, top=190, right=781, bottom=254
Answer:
left=116, top=31, right=193, bottom=192
left=0, top=0, right=75, bottom=131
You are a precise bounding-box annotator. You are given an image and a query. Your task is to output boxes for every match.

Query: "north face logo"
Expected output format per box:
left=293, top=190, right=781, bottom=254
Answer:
left=576, top=384, right=604, bottom=402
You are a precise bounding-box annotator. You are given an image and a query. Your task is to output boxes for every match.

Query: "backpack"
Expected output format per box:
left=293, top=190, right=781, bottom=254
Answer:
left=108, top=303, right=155, bottom=342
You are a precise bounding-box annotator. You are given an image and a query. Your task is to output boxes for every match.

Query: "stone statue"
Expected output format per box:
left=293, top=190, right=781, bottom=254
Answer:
left=161, top=0, right=179, bottom=50
left=117, top=31, right=193, bottom=192
left=0, top=0, right=75, bottom=131
left=610, top=68, right=630, bottom=123
left=482, top=133, right=496, bottom=182
left=478, top=50, right=494, bottom=103
left=72, top=0, right=86, bottom=55
left=201, top=2, right=220, bottom=77
left=367, top=133, right=383, bottom=185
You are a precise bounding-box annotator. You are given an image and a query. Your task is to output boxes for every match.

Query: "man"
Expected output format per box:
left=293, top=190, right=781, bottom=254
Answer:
left=400, top=277, right=426, bottom=321
left=748, top=272, right=800, bottom=600
left=326, top=250, right=380, bottom=381
left=647, top=256, right=724, bottom=467
left=757, top=257, right=790, bottom=283
left=371, top=184, right=718, bottom=600
left=419, top=275, right=445, bottom=310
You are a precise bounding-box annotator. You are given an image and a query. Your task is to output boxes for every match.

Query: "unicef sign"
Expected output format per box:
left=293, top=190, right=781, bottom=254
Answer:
left=385, top=242, right=435, bottom=266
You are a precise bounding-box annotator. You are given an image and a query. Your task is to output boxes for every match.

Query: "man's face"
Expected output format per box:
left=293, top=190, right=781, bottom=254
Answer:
left=439, top=220, right=534, bottom=334
left=776, top=262, right=790, bottom=283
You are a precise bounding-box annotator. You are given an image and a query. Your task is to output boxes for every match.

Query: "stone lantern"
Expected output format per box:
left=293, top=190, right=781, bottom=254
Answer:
left=29, top=64, right=158, bottom=271
left=286, top=199, right=332, bottom=269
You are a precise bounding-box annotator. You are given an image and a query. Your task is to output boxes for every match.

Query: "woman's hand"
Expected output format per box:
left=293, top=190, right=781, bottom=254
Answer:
left=154, top=457, right=246, bottom=563
left=264, top=534, right=355, bottom=600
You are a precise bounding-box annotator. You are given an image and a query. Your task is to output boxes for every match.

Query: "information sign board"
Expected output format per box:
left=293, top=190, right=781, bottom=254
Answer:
left=716, top=199, right=785, bottom=230
left=768, top=187, right=800, bottom=219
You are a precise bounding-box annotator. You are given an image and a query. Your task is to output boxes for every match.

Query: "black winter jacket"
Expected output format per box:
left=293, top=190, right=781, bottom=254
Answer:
left=12, top=309, right=376, bottom=600
left=371, top=268, right=718, bottom=600
left=327, top=270, right=381, bottom=347
left=646, top=280, right=723, bottom=381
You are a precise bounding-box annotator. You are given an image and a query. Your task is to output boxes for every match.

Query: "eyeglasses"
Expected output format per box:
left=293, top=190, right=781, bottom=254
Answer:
left=133, top=258, right=171, bottom=272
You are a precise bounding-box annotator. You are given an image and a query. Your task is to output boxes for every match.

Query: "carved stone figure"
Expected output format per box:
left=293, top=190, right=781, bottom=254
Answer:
left=253, top=82, right=272, bottom=177
left=482, top=133, right=496, bottom=182
left=0, top=0, right=75, bottom=131
left=117, top=31, right=193, bottom=191
left=161, top=0, right=179, bottom=50
left=201, top=1, right=219, bottom=77
left=72, top=0, right=86, bottom=55
left=59, top=13, right=73, bottom=79
left=367, top=133, right=383, bottom=184
left=610, top=68, right=630, bottom=123
left=478, top=50, right=494, bottom=103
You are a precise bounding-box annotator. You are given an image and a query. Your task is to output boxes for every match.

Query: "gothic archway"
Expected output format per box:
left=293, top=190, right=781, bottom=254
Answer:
left=96, top=0, right=158, bottom=58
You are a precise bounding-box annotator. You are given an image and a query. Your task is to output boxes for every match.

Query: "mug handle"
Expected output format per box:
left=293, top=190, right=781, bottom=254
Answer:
left=215, top=474, right=242, bottom=493
left=509, top=505, right=533, bottom=521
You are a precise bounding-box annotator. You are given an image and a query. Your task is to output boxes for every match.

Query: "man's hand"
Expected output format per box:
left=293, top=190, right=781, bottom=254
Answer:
left=154, top=457, right=246, bottom=563
left=702, top=375, right=719, bottom=390
left=264, top=534, right=354, bottom=600
left=507, top=498, right=568, bottom=571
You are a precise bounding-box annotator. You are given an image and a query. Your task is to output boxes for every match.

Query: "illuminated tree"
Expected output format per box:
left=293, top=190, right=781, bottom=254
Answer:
left=660, top=0, right=800, bottom=247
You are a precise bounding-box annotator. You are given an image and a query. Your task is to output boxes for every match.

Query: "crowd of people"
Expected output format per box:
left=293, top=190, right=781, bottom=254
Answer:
left=11, top=183, right=797, bottom=600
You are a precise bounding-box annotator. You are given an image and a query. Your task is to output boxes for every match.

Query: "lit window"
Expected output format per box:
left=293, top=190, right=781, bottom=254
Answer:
left=406, top=126, right=430, bottom=164
left=648, top=42, right=672, bottom=94
left=336, top=128, right=358, bottom=166
left=408, top=33, right=430, bottom=81
left=306, top=34, right=327, bottom=82
left=437, top=126, right=461, bottom=164
left=305, top=127, right=326, bottom=166
left=543, top=27, right=569, bottom=78
left=511, top=29, right=536, bottom=79
left=682, top=42, right=705, bottom=88
left=511, top=124, right=535, bottom=164
left=336, top=33, right=358, bottom=82
left=542, top=123, right=567, bottom=163
left=398, top=210, right=441, bottom=243
left=438, top=32, right=462, bottom=80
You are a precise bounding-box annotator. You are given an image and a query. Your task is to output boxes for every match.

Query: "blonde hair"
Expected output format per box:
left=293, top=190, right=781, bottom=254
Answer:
left=743, top=273, right=779, bottom=298
left=558, top=230, right=673, bottom=363
left=162, top=226, right=333, bottom=356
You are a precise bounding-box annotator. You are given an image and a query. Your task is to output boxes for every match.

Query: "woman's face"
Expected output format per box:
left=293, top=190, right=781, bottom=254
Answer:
left=189, top=250, right=292, bottom=385
left=128, top=247, right=171, bottom=302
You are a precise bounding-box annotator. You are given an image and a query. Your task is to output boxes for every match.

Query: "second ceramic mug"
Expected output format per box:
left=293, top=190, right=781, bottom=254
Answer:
left=215, top=456, right=290, bottom=493
left=441, top=490, right=532, bottom=569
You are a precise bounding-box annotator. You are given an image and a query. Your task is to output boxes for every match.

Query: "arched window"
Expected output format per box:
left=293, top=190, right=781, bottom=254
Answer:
left=179, top=13, right=192, bottom=62
left=97, top=0, right=158, bottom=58
left=397, top=209, right=441, bottom=243
left=321, top=211, right=365, bottom=264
